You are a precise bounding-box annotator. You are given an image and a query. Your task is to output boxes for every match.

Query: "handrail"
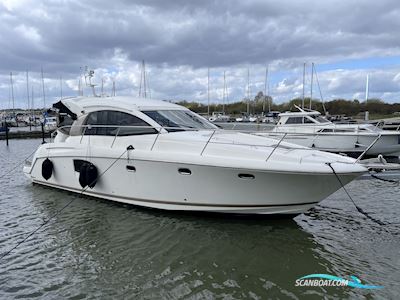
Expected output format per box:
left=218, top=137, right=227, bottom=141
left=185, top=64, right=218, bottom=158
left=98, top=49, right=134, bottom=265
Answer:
left=56, top=124, right=385, bottom=140
left=150, top=130, right=162, bottom=151
left=265, top=133, right=287, bottom=163
left=200, top=130, right=216, bottom=156
left=51, top=124, right=391, bottom=158
left=355, top=133, right=382, bottom=163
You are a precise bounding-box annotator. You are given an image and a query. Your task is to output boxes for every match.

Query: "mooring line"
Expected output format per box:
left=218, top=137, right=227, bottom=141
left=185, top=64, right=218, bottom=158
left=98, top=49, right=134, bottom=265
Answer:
left=369, top=173, right=400, bottom=184
left=0, top=147, right=130, bottom=261
left=326, top=162, right=387, bottom=226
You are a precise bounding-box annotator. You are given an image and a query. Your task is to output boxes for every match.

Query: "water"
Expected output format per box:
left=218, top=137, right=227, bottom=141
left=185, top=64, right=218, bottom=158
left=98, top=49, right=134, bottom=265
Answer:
left=0, top=139, right=399, bottom=299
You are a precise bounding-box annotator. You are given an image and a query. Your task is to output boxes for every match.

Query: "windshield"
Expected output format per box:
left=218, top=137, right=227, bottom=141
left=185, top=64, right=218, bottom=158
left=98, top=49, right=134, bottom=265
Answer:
left=142, top=110, right=216, bottom=131
left=363, top=124, right=382, bottom=132
left=315, top=116, right=331, bottom=123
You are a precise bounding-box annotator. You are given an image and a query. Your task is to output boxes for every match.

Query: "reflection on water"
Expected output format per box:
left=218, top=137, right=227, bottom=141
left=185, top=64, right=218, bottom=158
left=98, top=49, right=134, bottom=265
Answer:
left=0, top=139, right=399, bottom=299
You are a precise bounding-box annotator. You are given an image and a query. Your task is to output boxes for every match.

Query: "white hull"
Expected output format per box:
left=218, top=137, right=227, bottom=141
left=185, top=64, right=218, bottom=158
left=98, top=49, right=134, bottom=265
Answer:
left=271, top=107, right=400, bottom=157
left=26, top=154, right=360, bottom=215
left=260, top=132, right=400, bottom=157
left=24, top=96, right=367, bottom=216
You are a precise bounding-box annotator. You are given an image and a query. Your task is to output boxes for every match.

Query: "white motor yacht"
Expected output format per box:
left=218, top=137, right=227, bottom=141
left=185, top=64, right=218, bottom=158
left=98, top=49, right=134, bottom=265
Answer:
left=23, top=97, right=367, bottom=215
left=209, top=112, right=231, bottom=122
left=257, top=106, right=400, bottom=158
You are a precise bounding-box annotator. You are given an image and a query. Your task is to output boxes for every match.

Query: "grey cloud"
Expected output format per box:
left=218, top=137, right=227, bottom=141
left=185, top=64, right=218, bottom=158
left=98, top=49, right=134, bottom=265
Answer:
left=0, top=0, right=400, bottom=108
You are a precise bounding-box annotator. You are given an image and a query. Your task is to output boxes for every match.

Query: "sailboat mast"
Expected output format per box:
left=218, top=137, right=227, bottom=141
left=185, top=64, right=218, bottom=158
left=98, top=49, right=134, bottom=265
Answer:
left=143, top=60, right=147, bottom=98
left=310, top=62, right=314, bottom=109
left=60, top=76, right=63, bottom=99
left=264, top=66, right=268, bottom=113
left=10, top=72, right=15, bottom=116
left=302, top=62, right=306, bottom=109
left=365, top=74, right=369, bottom=102
left=246, top=68, right=250, bottom=115
left=41, top=67, right=46, bottom=109
left=31, top=86, right=34, bottom=119
left=223, top=71, right=226, bottom=114
left=31, top=86, right=34, bottom=126
left=207, top=68, right=210, bottom=117
left=26, top=71, right=30, bottom=111
left=101, top=78, right=104, bottom=97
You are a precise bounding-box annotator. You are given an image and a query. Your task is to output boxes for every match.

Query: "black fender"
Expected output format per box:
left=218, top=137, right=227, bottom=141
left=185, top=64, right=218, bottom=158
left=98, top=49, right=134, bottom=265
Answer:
left=79, top=163, right=89, bottom=188
left=86, top=163, right=98, bottom=189
left=41, top=158, right=53, bottom=180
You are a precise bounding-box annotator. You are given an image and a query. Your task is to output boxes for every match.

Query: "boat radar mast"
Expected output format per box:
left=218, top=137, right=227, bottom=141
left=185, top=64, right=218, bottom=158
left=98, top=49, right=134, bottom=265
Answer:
left=84, top=67, right=99, bottom=97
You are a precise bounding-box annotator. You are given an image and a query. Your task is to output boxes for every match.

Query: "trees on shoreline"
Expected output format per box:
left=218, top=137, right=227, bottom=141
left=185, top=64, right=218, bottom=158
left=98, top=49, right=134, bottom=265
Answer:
left=177, top=96, right=400, bottom=118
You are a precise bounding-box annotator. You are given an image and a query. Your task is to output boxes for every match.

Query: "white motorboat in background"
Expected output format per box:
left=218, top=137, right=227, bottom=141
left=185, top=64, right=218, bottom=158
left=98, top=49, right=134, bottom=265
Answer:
left=258, top=106, right=400, bottom=158
left=209, top=111, right=231, bottom=122
left=43, top=116, right=58, bottom=131
left=23, top=97, right=367, bottom=215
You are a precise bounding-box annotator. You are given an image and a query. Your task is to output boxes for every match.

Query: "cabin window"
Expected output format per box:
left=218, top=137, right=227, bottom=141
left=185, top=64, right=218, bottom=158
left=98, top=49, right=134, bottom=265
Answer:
left=315, top=116, right=330, bottom=123
left=319, top=129, right=334, bottom=133
left=84, top=111, right=157, bottom=136
left=286, top=117, right=304, bottom=124
left=304, top=117, right=315, bottom=124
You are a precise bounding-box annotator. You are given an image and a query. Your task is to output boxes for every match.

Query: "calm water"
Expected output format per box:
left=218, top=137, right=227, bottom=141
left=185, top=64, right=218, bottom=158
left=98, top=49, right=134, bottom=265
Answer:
left=0, top=139, right=399, bottom=299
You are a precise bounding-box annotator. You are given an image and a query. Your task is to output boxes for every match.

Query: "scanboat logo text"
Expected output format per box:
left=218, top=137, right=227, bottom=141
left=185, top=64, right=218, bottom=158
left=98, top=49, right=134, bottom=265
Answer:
left=295, top=274, right=383, bottom=289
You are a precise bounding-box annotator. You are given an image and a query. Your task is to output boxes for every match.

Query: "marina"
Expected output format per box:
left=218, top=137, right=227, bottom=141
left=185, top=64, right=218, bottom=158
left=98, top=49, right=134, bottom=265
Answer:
left=1, top=95, right=400, bottom=299
left=1, top=0, right=400, bottom=298
left=1, top=138, right=400, bottom=298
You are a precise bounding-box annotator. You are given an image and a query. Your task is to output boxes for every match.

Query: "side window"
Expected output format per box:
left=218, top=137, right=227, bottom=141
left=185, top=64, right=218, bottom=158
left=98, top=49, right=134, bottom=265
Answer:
left=84, top=111, right=157, bottom=136
left=286, top=117, right=303, bottom=124
left=304, top=117, right=315, bottom=124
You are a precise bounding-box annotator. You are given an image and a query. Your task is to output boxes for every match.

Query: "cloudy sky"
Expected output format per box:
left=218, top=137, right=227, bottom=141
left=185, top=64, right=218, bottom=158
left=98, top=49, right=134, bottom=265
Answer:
left=0, top=0, right=400, bottom=109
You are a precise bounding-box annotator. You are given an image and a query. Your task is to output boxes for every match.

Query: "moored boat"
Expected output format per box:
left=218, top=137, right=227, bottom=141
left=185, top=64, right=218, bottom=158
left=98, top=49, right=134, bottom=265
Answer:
left=23, top=96, right=367, bottom=215
left=256, top=106, right=400, bottom=158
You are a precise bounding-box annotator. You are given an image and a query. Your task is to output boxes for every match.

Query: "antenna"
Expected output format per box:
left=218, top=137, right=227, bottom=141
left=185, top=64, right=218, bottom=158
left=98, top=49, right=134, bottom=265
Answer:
left=112, top=80, right=116, bottom=96
left=41, top=67, right=46, bottom=108
left=84, top=67, right=98, bottom=97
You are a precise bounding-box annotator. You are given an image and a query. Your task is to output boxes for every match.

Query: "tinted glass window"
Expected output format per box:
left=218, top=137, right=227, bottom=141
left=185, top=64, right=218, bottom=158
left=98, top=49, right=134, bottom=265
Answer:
left=84, top=111, right=157, bottom=136
left=142, top=110, right=216, bottom=132
left=286, top=117, right=303, bottom=124
left=57, top=113, right=74, bottom=134
left=315, top=116, right=330, bottom=123
left=303, top=117, right=315, bottom=124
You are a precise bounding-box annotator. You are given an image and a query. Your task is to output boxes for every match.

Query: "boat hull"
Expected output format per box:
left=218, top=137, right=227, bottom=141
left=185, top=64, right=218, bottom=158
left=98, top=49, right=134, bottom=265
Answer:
left=260, top=132, right=400, bottom=157
left=25, top=155, right=362, bottom=215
